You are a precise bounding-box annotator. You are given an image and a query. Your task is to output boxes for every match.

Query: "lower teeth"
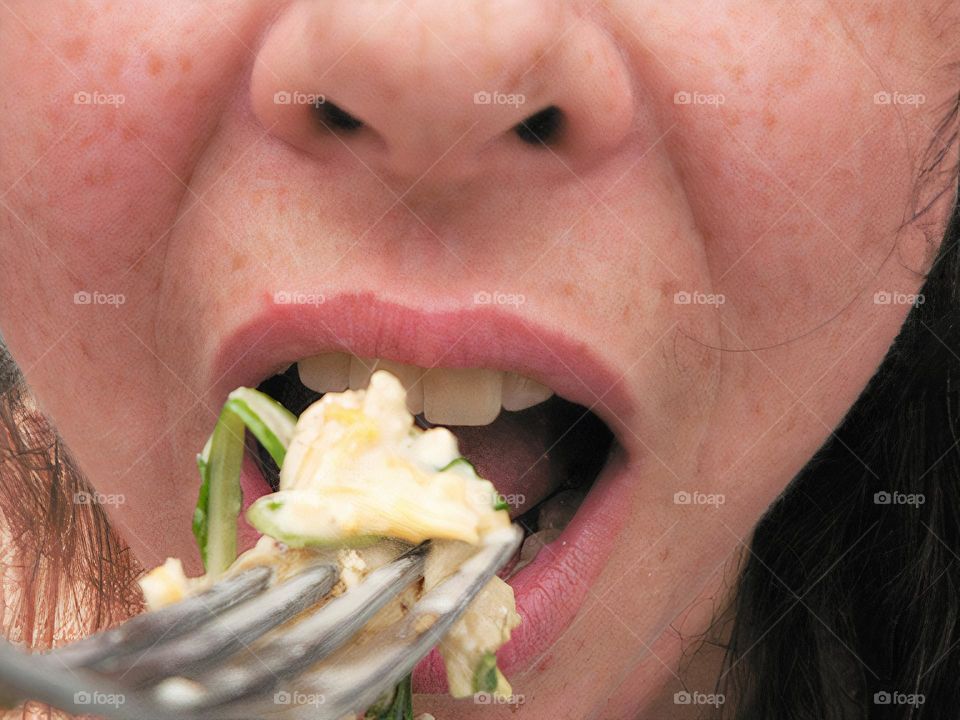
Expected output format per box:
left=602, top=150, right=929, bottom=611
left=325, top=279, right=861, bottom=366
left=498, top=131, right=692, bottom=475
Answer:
left=506, top=489, right=587, bottom=578
left=509, top=529, right=562, bottom=578
left=537, top=489, right=585, bottom=530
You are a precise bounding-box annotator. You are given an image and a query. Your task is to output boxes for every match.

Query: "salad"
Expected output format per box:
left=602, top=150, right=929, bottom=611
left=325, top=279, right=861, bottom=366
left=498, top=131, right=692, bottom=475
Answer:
left=139, top=370, right=520, bottom=718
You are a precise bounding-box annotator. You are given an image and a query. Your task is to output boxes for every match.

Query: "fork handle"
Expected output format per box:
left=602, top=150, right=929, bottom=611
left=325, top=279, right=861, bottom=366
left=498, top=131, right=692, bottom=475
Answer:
left=0, top=639, right=156, bottom=718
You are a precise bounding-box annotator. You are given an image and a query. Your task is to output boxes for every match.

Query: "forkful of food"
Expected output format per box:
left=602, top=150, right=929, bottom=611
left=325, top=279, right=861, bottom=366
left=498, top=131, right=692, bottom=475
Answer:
left=0, top=371, right=523, bottom=719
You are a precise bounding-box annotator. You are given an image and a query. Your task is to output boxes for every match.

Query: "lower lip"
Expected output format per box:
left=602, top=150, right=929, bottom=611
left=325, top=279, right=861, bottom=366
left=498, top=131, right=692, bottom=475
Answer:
left=418, top=447, right=632, bottom=693
left=236, top=440, right=633, bottom=693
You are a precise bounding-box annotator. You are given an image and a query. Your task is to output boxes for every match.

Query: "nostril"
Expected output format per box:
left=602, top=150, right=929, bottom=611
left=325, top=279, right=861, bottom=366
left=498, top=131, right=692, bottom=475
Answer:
left=515, top=105, right=564, bottom=146
left=313, top=99, right=364, bottom=133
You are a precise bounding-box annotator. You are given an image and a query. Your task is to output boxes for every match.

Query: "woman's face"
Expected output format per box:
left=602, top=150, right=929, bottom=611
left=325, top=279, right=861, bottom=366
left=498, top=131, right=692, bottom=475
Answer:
left=1, top=1, right=956, bottom=717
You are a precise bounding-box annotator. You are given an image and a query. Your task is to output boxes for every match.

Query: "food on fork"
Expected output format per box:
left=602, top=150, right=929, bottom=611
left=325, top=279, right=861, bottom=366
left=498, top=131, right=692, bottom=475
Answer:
left=140, top=370, right=520, bottom=717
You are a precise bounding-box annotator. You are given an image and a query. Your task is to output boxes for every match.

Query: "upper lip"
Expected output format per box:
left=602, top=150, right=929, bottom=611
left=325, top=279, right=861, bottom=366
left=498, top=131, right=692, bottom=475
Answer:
left=209, top=290, right=634, bottom=437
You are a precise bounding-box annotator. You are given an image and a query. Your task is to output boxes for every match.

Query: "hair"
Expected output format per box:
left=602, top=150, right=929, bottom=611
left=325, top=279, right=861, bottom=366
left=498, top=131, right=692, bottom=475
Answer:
left=716, top=93, right=960, bottom=718
left=0, top=347, right=142, bottom=656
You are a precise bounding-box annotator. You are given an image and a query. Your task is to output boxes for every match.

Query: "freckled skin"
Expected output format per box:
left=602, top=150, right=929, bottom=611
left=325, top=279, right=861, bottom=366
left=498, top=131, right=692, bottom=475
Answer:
left=0, top=1, right=957, bottom=718
left=146, top=52, right=164, bottom=77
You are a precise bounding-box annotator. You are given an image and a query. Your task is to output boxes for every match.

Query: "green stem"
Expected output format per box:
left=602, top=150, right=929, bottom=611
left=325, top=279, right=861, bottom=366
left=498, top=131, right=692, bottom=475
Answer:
left=192, top=388, right=297, bottom=575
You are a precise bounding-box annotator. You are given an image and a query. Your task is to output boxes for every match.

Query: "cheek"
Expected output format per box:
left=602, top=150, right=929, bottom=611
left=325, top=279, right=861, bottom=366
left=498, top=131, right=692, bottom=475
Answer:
left=0, top=2, right=273, bottom=496
left=628, top=2, right=933, bottom=348
left=0, top=1, right=276, bottom=282
left=704, top=86, right=911, bottom=344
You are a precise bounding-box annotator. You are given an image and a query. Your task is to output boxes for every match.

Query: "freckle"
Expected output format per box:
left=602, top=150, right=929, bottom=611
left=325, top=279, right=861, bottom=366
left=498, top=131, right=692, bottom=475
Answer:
left=82, top=166, right=115, bottom=187
left=43, top=105, right=66, bottom=126
left=62, top=36, right=89, bottom=62
left=726, top=109, right=742, bottom=127
left=77, top=336, right=94, bottom=361
left=709, top=29, right=732, bottom=52
left=177, top=54, right=193, bottom=73
left=729, top=63, right=746, bottom=82
left=129, top=256, right=146, bottom=274
left=658, top=547, right=670, bottom=562
left=147, top=52, right=165, bottom=77
left=231, top=253, right=249, bottom=271
left=122, top=123, right=140, bottom=142
left=660, top=280, right=680, bottom=300
left=560, top=281, right=576, bottom=298
left=763, top=110, right=777, bottom=129
left=106, top=51, right=125, bottom=80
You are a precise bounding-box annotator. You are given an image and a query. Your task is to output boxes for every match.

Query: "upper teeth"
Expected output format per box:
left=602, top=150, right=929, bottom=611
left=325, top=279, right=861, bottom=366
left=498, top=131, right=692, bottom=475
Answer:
left=297, top=353, right=554, bottom=426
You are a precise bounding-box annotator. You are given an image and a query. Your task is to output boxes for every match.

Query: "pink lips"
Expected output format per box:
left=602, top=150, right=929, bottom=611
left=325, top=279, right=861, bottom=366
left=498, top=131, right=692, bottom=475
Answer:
left=414, top=448, right=633, bottom=692
left=212, top=291, right=636, bottom=688
left=210, top=292, right=633, bottom=424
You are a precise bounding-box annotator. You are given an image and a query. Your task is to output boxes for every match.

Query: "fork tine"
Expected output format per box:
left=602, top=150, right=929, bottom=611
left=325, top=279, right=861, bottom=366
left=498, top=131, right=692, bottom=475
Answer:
left=7, top=527, right=522, bottom=720
left=109, top=562, right=338, bottom=686
left=52, top=565, right=273, bottom=669
left=181, top=526, right=523, bottom=720
left=153, top=541, right=431, bottom=713
left=307, top=526, right=522, bottom=718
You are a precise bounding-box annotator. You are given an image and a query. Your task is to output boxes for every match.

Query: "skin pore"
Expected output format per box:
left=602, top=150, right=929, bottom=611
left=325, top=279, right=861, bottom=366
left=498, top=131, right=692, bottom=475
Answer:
left=0, top=2, right=958, bottom=718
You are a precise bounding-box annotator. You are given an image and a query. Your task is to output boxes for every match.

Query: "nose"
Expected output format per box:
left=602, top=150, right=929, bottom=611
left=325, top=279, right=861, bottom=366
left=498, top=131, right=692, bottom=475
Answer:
left=250, top=0, right=634, bottom=188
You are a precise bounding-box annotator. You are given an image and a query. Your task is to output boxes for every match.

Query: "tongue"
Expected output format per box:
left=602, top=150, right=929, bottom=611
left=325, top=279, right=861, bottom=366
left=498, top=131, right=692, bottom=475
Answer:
left=439, top=396, right=611, bottom=519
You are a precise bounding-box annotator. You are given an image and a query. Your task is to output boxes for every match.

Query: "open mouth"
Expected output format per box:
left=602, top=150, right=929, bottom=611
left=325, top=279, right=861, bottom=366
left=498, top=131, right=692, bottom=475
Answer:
left=251, top=356, right=615, bottom=580
left=211, top=293, right=636, bottom=691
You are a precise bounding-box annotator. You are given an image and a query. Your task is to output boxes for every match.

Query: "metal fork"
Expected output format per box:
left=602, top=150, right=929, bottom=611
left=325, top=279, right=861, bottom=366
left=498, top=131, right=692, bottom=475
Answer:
left=0, top=525, right=523, bottom=719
